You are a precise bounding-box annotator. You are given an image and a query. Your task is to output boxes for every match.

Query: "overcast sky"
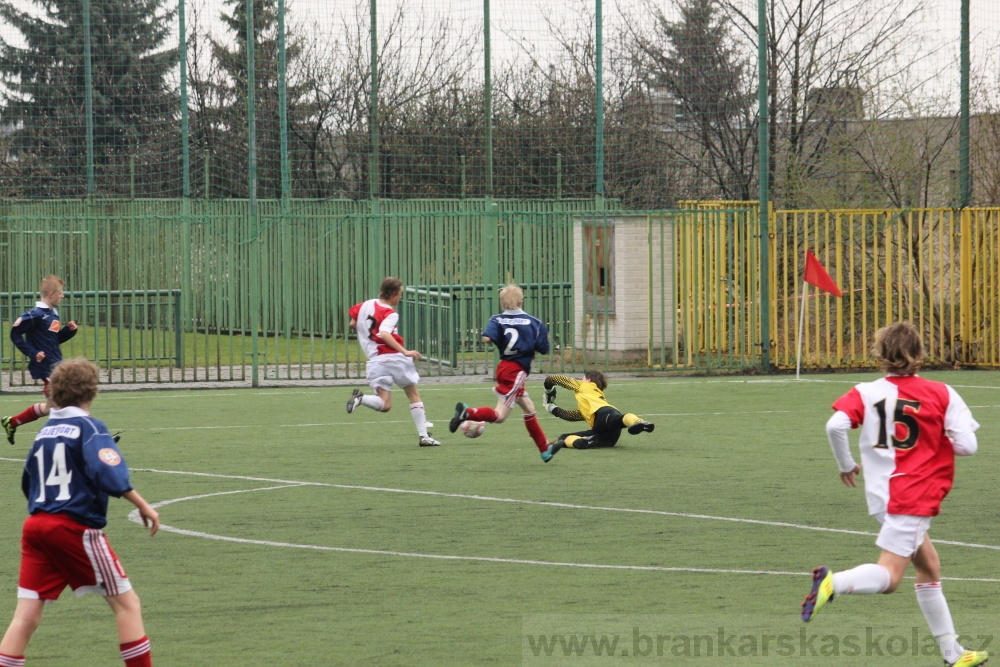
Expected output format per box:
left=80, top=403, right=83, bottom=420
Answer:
left=0, top=0, right=997, bottom=108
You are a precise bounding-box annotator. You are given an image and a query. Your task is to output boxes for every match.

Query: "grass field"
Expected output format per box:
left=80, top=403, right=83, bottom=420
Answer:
left=0, top=371, right=997, bottom=666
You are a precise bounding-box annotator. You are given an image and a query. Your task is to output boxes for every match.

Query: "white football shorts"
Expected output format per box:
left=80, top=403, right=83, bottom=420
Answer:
left=873, top=512, right=931, bottom=558
left=366, top=354, right=420, bottom=392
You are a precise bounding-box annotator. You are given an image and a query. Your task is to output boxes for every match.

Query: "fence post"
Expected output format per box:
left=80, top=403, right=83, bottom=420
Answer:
left=83, top=0, right=95, bottom=195
left=369, top=0, right=379, bottom=200
left=484, top=0, right=493, bottom=196
left=483, top=201, right=499, bottom=310
left=179, top=0, right=193, bottom=339
left=595, top=0, right=604, bottom=199
left=174, top=290, right=183, bottom=368
left=278, top=0, right=292, bottom=339
left=959, top=208, right=972, bottom=361
left=180, top=0, right=190, bottom=198
left=959, top=0, right=970, bottom=207
left=757, top=0, right=771, bottom=372
left=247, top=0, right=260, bottom=387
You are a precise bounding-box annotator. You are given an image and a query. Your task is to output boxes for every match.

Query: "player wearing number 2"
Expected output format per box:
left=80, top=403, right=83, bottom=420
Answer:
left=0, top=358, right=159, bottom=667
left=449, top=285, right=551, bottom=459
left=800, top=322, right=987, bottom=667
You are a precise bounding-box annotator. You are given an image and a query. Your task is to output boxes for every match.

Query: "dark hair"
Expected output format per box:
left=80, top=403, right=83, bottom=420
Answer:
left=872, top=322, right=925, bottom=375
left=379, top=277, right=403, bottom=300
left=584, top=370, right=608, bottom=390
left=50, top=358, right=99, bottom=408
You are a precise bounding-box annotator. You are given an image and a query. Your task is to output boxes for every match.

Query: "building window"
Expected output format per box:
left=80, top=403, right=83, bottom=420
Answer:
left=583, top=220, right=614, bottom=315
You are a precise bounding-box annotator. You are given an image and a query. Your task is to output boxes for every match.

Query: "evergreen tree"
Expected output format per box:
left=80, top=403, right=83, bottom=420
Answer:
left=0, top=0, right=178, bottom=197
left=643, top=0, right=757, bottom=200
left=209, top=0, right=305, bottom=199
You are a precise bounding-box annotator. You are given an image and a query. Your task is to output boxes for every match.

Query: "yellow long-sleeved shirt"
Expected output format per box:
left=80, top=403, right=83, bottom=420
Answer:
left=544, top=374, right=616, bottom=428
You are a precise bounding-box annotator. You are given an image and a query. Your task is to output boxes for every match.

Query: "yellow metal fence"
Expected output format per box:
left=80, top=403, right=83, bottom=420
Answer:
left=768, top=208, right=1000, bottom=369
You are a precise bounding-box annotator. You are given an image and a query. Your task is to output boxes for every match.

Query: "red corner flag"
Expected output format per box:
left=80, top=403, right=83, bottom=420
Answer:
left=804, top=250, right=842, bottom=297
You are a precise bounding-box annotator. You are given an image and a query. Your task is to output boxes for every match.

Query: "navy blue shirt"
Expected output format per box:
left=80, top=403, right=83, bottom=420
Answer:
left=482, top=308, right=550, bottom=373
left=10, top=302, right=77, bottom=379
left=22, top=407, right=133, bottom=529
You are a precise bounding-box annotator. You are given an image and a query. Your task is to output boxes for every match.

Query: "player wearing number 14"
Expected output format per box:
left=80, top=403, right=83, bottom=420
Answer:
left=0, top=358, right=158, bottom=667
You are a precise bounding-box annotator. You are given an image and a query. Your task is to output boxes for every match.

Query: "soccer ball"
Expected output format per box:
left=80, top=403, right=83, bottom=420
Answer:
left=459, top=420, right=486, bottom=439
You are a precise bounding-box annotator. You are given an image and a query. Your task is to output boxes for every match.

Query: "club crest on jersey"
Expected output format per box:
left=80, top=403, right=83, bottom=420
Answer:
left=13, top=317, right=22, bottom=327
left=48, top=320, right=61, bottom=332
left=98, top=448, right=122, bottom=466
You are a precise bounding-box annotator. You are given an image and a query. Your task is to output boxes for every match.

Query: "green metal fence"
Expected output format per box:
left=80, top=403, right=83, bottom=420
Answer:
left=400, top=282, right=574, bottom=375
left=1, top=290, right=182, bottom=387
left=0, top=199, right=587, bottom=388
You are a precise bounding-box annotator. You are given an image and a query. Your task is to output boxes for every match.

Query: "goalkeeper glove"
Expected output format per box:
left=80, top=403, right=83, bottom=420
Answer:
left=544, top=386, right=557, bottom=404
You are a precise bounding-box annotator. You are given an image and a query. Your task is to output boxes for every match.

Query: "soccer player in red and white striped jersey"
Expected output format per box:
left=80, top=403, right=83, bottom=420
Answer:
left=344, top=277, right=439, bottom=447
left=800, top=322, right=987, bottom=667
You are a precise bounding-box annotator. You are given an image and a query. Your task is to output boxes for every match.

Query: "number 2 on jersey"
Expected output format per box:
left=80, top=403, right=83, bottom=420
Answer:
left=873, top=398, right=920, bottom=450
left=502, top=327, right=519, bottom=356
left=33, top=442, right=73, bottom=501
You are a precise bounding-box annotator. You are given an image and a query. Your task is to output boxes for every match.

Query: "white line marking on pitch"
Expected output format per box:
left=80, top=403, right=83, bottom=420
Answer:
left=128, top=484, right=1000, bottom=582
left=3, top=456, right=994, bottom=579
left=122, top=466, right=1000, bottom=553
left=2, top=458, right=997, bottom=554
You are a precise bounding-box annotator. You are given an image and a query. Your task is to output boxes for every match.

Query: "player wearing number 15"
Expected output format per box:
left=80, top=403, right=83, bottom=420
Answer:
left=449, top=285, right=551, bottom=459
left=0, top=358, right=159, bottom=667
left=801, top=322, right=987, bottom=667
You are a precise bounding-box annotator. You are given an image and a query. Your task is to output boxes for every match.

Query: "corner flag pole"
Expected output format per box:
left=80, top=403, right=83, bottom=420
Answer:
left=796, top=278, right=808, bottom=380
left=798, top=250, right=843, bottom=379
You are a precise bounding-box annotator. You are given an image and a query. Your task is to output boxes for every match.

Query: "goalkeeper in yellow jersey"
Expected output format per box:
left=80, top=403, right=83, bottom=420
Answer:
left=539, top=370, right=654, bottom=462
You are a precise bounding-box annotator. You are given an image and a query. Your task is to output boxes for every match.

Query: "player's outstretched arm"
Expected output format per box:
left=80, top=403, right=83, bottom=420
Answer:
left=545, top=374, right=580, bottom=392
left=549, top=406, right=585, bottom=422
left=123, top=490, right=160, bottom=536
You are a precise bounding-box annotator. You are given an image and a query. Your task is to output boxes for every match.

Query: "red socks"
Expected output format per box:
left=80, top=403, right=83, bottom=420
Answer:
left=523, top=412, right=548, bottom=452
left=0, top=637, right=149, bottom=666
left=120, top=636, right=152, bottom=666
left=465, top=407, right=499, bottom=422
left=464, top=408, right=548, bottom=452
left=10, top=404, right=43, bottom=428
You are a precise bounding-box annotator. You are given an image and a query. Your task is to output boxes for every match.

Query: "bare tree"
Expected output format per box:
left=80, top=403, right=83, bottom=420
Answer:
left=625, top=0, right=758, bottom=201
left=720, top=0, right=927, bottom=208
left=289, top=0, right=478, bottom=198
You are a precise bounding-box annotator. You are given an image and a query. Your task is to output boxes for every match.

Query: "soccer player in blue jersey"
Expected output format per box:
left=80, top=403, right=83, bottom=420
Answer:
left=2, top=276, right=78, bottom=445
left=449, top=284, right=552, bottom=458
left=0, top=358, right=159, bottom=667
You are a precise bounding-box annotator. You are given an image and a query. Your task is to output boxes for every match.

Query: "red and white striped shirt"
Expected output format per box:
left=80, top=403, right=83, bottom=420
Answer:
left=827, top=375, right=978, bottom=517
left=348, top=299, right=404, bottom=359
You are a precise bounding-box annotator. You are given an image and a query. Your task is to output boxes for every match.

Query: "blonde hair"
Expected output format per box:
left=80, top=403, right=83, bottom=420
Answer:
left=872, top=322, right=925, bottom=376
left=40, top=275, right=65, bottom=298
left=499, top=285, right=524, bottom=311
left=49, top=358, right=99, bottom=408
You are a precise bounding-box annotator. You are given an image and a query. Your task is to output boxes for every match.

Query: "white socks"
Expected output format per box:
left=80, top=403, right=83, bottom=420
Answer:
left=360, top=394, right=385, bottom=411
left=832, top=563, right=891, bottom=595
left=828, top=572, right=964, bottom=663
left=916, top=582, right=964, bottom=663
left=410, top=402, right=429, bottom=437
